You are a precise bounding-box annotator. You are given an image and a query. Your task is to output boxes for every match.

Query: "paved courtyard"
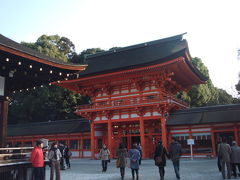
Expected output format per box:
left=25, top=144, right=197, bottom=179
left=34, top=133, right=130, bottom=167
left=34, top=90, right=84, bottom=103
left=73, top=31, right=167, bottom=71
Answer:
left=45, top=158, right=228, bottom=180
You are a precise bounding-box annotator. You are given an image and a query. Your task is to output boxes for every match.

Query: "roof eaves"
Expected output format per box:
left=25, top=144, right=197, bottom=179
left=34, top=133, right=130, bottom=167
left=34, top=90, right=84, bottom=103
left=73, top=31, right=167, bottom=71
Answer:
left=85, top=33, right=186, bottom=59
left=0, top=34, right=87, bottom=68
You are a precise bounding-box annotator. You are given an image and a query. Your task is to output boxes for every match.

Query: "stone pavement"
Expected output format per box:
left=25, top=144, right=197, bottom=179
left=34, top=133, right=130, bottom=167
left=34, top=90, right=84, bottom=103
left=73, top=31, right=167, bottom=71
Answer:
left=46, top=159, right=228, bottom=180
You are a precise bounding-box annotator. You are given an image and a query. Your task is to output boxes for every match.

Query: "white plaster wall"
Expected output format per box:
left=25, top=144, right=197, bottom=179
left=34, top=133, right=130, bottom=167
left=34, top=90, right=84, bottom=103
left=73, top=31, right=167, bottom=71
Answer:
left=121, top=114, right=129, bottom=119
left=131, top=113, right=139, bottom=118
left=121, top=90, right=129, bottom=93
left=153, top=111, right=160, bottom=116
left=95, top=117, right=100, bottom=121
left=144, top=112, right=151, bottom=117
left=102, top=116, right=107, bottom=120
left=112, top=115, right=120, bottom=119
left=113, top=91, right=120, bottom=95
left=130, top=89, right=138, bottom=92
left=83, top=151, right=91, bottom=157
left=170, top=129, right=190, bottom=133
left=191, top=128, right=211, bottom=132
left=72, top=151, right=79, bottom=157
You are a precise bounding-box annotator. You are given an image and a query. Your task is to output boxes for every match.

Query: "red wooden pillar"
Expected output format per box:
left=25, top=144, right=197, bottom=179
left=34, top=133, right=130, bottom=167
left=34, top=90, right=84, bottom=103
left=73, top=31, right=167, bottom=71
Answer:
left=161, top=116, right=167, bottom=148
left=90, top=122, right=95, bottom=159
left=0, top=100, right=8, bottom=147
left=139, top=117, right=146, bottom=159
left=234, top=124, right=239, bottom=145
left=211, top=127, right=216, bottom=157
left=108, top=119, right=113, bottom=158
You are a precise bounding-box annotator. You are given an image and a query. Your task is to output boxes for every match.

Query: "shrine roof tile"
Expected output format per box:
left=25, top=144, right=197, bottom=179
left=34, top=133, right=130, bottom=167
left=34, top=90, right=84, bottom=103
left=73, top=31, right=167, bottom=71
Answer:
left=7, top=119, right=90, bottom=137
left=79, top=33, right=207, bottom=81
left=0, top=34, right=87, bottom=68
left=167, top=104, right=240, bottom=126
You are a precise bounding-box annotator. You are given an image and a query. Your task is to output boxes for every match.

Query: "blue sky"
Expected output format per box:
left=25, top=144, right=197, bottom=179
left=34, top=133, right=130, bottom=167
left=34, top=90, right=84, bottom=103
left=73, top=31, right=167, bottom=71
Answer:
left=1, top=0, right=240, bottom=96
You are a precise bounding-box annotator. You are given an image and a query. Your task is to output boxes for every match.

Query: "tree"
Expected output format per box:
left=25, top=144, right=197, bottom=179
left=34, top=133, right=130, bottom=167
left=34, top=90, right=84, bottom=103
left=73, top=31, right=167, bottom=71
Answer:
left=71, top=48, right=105, bottom=64
left=9, top=35, right=82, bottom=124
left=21, top=35, right=76, bottom=62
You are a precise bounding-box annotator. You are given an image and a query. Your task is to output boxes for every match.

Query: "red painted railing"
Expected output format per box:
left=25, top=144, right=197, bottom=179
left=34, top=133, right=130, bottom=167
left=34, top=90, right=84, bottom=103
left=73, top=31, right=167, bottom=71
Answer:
left=76, top=93, right=188, bottom=112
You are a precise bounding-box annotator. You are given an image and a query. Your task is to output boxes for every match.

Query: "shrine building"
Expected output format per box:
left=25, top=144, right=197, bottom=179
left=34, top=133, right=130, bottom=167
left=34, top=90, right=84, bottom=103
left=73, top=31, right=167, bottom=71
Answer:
left=5, top=34, right=240, bottom=159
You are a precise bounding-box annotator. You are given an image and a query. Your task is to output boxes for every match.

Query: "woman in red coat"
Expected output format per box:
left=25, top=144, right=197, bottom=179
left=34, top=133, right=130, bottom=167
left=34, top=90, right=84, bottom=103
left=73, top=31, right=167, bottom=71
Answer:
left=30, top=140, right=44, bottom=180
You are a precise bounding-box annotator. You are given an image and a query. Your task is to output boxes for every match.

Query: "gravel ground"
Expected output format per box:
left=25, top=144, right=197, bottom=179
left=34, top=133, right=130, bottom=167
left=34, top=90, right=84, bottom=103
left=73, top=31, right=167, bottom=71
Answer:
left=45, top=158, right=228, bottom=180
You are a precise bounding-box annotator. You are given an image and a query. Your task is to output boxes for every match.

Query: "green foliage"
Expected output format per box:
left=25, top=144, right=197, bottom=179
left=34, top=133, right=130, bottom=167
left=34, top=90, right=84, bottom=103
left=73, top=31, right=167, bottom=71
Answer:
left=71, top=48, right=105, bottom=63
left=9, top=86, right=83, bottom=124
left=177, top=57, right=236, bottom=107
left=9, top=35, right=83, bottom=124
left=21, top=35, right=76, bottom=62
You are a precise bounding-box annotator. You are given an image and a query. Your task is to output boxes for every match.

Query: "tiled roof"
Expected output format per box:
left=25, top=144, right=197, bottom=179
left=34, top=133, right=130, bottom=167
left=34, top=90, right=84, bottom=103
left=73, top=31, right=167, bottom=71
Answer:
left=0, top=34, right=87, bottom=67
left=7, top=119, right=90, bottom=136
left=167, top=104, right=240, bottom=126
left=79, top=33, right=207, bottom=81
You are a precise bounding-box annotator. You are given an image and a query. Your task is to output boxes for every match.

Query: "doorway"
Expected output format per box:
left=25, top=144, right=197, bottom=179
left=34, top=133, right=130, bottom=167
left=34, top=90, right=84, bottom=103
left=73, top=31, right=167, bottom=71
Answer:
left=214, top=131, right=235, bottom=153
left=131, top=136, right=140, bottom=146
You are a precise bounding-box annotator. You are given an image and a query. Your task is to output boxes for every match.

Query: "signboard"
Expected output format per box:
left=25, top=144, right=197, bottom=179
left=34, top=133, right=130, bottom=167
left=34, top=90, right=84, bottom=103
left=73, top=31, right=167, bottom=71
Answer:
left=187, top=139, right=195, bottom=145
left=0, top=76, right=5, bottom=96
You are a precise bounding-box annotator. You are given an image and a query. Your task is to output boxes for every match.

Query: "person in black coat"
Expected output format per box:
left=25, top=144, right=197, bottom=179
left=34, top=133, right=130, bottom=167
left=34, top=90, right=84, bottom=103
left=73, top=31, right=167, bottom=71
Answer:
left=154, top=141, right=169, bottom=180
left=64, top=145, right=72, bottom=169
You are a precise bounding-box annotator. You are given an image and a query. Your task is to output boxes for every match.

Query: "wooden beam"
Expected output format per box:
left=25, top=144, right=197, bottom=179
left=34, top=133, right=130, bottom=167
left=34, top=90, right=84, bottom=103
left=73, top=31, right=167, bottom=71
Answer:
left=0, top=100, right=8, bottom=147
left=90, top=122, right=95, bottom=159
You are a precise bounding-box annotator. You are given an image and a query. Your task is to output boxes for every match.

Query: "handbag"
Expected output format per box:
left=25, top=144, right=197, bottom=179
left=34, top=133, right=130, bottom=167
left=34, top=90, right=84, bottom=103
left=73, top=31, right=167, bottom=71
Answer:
left=116, top=159, right=121, bottom=168
left=155, top=147, right=164, bottom=166
left=108, top=159, right=111, bottom=163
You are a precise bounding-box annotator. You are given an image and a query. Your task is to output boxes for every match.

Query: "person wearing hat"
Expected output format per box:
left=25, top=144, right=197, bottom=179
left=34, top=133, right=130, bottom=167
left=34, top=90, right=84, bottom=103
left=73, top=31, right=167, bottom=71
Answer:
left=154, top=141, right=169, bottom=180
left=30, top=140, right=44, bottom=180
left=231, top=141, right=240, bottom=178
left=169, top=137, right=182, bottom=179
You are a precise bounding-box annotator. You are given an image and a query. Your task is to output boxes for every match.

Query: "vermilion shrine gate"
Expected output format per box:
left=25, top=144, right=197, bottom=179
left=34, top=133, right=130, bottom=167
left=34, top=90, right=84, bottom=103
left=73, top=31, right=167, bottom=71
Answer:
left=57, top=34, right=207, bottom=158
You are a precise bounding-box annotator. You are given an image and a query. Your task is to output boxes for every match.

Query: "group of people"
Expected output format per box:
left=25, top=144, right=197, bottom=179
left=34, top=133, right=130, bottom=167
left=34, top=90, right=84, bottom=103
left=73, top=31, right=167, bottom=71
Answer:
left=218, top=137, right=240, bottom=179
left=98, top=142, right=142, bottom=180
left=98, top=139, right=181, bottom=180
left=154, top=137, right=182, bottom=180
left=30, top=140, right=72, bottom=180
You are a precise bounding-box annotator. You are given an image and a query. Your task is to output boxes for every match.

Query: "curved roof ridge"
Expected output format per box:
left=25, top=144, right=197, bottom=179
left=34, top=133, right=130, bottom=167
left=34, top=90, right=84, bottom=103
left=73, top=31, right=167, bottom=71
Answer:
left=86, top=33, right=186, bottom=59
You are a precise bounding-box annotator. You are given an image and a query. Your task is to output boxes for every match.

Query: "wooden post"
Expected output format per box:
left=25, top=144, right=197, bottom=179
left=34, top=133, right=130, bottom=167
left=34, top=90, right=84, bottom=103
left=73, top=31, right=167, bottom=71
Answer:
left=161, top=116, right=167, bottom=148
left=211, top=127, right=216, bottom=157
left=139, top=117, right=146, bottom=158
left=90, top=121, right=95, bottom=159
left=108, top=119, right=113, bottom=158
left=234, top=125, right=239, bottom=145
left=0, top=100, right=8, bottom=147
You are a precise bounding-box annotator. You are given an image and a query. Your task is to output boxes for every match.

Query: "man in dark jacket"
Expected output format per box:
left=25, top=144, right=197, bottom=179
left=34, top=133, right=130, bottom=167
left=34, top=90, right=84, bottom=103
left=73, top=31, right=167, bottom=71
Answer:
left=169, top=137, right=182, bottom=179
left=218, top=137, right=231, bottom=179
left=231, top=141, right=240, bottom=178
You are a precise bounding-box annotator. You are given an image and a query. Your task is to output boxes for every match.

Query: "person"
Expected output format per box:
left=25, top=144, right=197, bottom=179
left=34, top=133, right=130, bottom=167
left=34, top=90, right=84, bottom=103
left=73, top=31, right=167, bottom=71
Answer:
left=230, top=141, right=240, bottom=178
left=64, top=145, right=72, bottom=169
left=116, top=143, right=128, bottom=180
left=58, top=143, right=66, bottom=170
left=30, top=140, right=44, bottom=180
left=218, top=137, right=232, bottom=179
left=217, top=137, right=223, bottom=172
left=154, top=141, right=169, bottom=180
left=128, top=144, right=141, bottom=180
left=99, top=144, right=110, bottom=172
left=137, top=143, right=142, bottom=165
left=169, top=137, right=182, bottom=179
left=48, top=142, right=62, bottom=180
